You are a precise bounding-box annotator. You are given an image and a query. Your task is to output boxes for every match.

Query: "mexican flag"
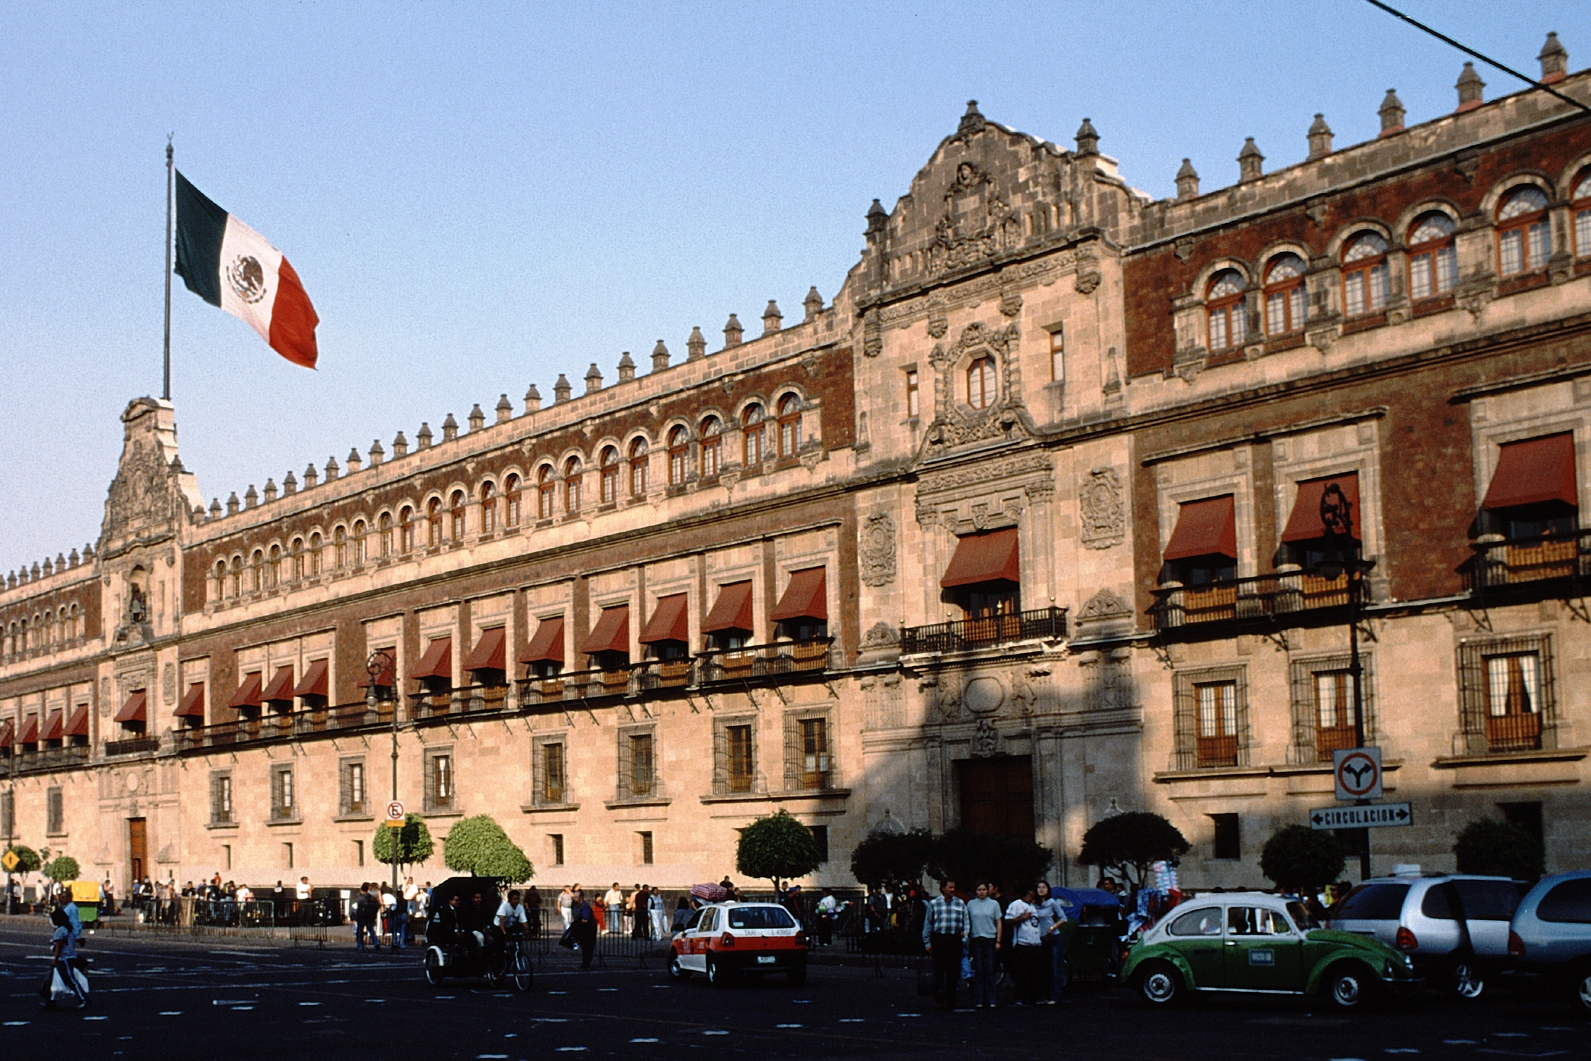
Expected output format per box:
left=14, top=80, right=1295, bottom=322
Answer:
left=173, top=171, right=319, bottom=368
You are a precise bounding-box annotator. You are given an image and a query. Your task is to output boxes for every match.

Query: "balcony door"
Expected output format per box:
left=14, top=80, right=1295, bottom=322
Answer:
left=957, top=755, right=1034, bottom=839
left=128, top=817, right=147, bottom=887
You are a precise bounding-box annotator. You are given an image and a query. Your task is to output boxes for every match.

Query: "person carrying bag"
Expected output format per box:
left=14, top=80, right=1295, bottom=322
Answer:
left=39, top=905, right=89, bottom=1009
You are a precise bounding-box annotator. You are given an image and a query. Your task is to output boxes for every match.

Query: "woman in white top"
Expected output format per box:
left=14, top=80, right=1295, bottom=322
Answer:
left=1003, top=886, right=1046, bottom=1006
left=558, top=885, right=575, bottom=930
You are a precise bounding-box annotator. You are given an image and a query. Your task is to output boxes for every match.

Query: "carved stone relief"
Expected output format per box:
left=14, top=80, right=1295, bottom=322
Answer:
left=963, top=675, right=1005, bottom=716
left=162, top=662, right=177, bottom=705
left=859, top=514, right=898, bottom=587
left=972, top=718, right=999, bottom=757
left=1079, top=467, right=1125, bottom=549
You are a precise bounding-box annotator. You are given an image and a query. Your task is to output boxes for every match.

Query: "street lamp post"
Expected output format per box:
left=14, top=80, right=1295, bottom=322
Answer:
left=366, top=649, right=399, bottom=898
left=1320, top=482, right=1374, bottom=881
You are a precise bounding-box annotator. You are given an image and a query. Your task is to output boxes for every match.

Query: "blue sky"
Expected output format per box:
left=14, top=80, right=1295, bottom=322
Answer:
left=1, top=1, right=1587, bottom=567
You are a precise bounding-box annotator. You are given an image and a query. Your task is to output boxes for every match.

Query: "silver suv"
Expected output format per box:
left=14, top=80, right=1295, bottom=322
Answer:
left=1327, top=873, right=1524, bottom=1000
left=1507, top=871, right=1591, bottom=1012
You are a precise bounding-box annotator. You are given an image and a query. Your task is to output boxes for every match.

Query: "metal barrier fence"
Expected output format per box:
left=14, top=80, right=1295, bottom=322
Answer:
left=123, top=896, right=338, bottom=930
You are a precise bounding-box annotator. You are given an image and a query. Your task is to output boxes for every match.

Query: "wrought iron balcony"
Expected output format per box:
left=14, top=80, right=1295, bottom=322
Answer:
left=1470, top=531, right=1591, bottom=596
left=1151, top=573, right=1355, bottom=633
left=900, top=607, right=1067, bottom=655
left=695, top=639, right=836, bottom=685
left=104, top=735, right=162, bottom=757
left=12, top=746, right=91, bottom=774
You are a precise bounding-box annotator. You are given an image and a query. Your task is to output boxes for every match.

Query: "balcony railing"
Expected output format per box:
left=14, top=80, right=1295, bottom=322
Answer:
left=409, top=683, right=510, bottom=719
left=1151, top=573, right=1354, bottom=632
left=12, top=746, right=91, bottom=773
left=695, top=639, right=836, bottom=684
left=105, top=735, right=162, bottom=757
left=176, top=702, right=388, bottom=752
left=900, top=608, right=1067, bottom=655
left=1470, top=531, right=1591, bottom=593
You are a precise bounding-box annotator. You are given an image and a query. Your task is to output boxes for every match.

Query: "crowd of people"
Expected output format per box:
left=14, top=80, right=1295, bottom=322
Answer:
left=920, top=877, right=1086, bottom=1010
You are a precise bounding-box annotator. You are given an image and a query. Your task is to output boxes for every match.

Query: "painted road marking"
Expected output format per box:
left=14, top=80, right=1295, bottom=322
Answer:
left=776, top=1023, right=803, bottom=1028
left=629, top=1038, right=660, bottom=1044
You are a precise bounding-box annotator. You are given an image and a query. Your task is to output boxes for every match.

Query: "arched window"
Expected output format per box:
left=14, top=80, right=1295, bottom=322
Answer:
left=1408, top=212, right=1457, bottom=299
left=1263, top=254, right=1306, bottom=335
left=599, top=447, right=619, bottom=505
left=777, top=394, right=802, bottom=457
left=1206, top=269, right=1247, bottom=350
left=266, top=545, right=281, bottom=588
left=1497, top=186, right=1551, bottom=275
left=742, top=404, right=765, bottom=466
left=230, top=555, right=243, bottom=597
left=290, top=537, right=305, bottom=581
left=333, top=526, right=347, bottom=569
left=353, top=520, right=367, bottom=564
left=379, top=512, right=394, bottom=558
left=308, top=532, right=321, bottom=577
left=628, top=438, right=649, bottom=497
left=668, top=427, right=688, bottom=487
left=700, top=417, right=721, bottom=478
left=966, top=356, right=997, bottom=409
left=450, top=490, right=466, bottom=540
left=399, top=506, right=414, bottom=553
left=251, top=549, right=265, bottom=592
left=537, top=465, right=555, bottom=519
left=564, top=456, right=583, bottom=513
left=1341, top=233, right=1389, bottom=316
left=480, top=481, right=497, bottom=534
left=427, top=498, right=443, bottom=547
left=214, top=559, right=227, bottom=600
left=1574, top=170, right=1591, bottom=258
left=504, top=474, right=522, bottom=528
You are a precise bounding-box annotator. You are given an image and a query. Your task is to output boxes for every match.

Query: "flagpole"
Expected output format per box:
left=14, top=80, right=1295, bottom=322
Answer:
left=163, top=136, right=173, bottom=402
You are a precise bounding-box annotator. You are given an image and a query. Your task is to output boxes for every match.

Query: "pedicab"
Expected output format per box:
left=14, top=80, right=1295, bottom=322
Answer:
left=421, top=876, right=532, bottom=990
left=1051, top=887, right=1127, bottom=982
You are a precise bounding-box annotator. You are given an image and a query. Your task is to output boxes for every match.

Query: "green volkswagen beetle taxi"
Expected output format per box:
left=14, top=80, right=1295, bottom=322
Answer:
left=1121, top=892, right=1418, bottom=1009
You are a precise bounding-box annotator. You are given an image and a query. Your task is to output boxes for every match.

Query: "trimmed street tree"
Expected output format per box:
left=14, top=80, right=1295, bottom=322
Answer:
left=1078, top=811, right=1190, bottom=891
left=850, top=828, right=934, bottom=889
left=1260, top=825, right=1345, bottom=894
left=43, top=855, right=81, bottom=884
left=736, top=809, right=821, bottom=892
left=442, top=815, right=534, bottom=883
left=4, top=844, right=41, bottom=883
left=929, top=827, right=1050, bottom=892
left=1454, top=818, right=1543, bottom=880
left=373, top=813, right=435, bottom=870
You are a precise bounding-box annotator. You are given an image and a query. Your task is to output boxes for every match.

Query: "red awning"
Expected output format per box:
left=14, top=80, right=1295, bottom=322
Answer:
left=520, top=617, right=565, bottom=664
left=293, top=660, right=328, bottom=699
left=356, top=652, right=396, bottom=688
left=65, top=705, right=89, bottom=737
left=581, top=606, right=630, bottom=655
left=940, top=528, right=1021, bottom=588
left=40, top=711, right=63, bottom=741
left=1163, top=495, right=1238, bottom=561
left=1483, top=433, right=1578, bottom=510
left=116, top=689, right=150, bottom=723
left=228, top=673, right=263, bottom=710
left=0, top=720, right=11, bottom=749
left=463, top=627, right=507, bottom=671
left=175, top=682, right=206, bottom=719
left=1281, top=473, right=1362, bottom=543
left=771, top=567, right=828, bottom=621
left=639, top=594, right=690, bottom=644
left=702, top=581, right=754, bottom=633
left=262, top=665, right=296, bottom=703
left=413, top=638, right=453, bottom=681
left=18, top=715, right=38, bottom=744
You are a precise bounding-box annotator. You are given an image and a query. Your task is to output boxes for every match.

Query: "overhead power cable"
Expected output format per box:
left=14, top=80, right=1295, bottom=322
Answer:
left=1363, top=0, right=1590, bottom=115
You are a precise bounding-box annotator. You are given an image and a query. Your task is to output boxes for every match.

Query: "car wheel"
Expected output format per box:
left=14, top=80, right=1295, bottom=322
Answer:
left=1451, top=960, right=1485, bottom=1001
left=1572, top=968, right=1591, bottom=1013
left=668, top=951, right=691, bottom=981
left=1325, top=964, right=1373, bottom=1010
left=423, top=947, right=445, bottom=987
left=706, top=956, right=725, bottom=987
left=787, top=962, right=807, bottom=986
left=1136, top=961, right=1182, bottom=1006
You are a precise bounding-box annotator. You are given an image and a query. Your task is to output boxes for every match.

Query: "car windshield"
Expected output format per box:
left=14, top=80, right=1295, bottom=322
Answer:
left=1286, top=901, right=1317, bottom=930
left=1332, top=882, right=1409, bottom=920
left=727, top=906, right=796, bottom=930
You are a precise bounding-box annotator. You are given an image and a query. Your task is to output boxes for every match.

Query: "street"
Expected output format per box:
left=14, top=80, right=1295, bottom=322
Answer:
left=0, top=922, right=1584, bottom=1061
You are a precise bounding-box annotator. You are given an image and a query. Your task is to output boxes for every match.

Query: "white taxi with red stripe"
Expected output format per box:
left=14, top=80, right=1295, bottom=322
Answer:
left=668, top=902, right=807, bottom=986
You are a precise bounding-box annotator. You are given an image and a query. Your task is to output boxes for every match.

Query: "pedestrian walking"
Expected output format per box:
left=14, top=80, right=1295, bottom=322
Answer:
left=559, top=885, right=575, bottom=931
left=966, top=882, right=1003, bottom=1008
left=921, top=878, right=969, bottom=1010
left=39, top=902, right=88, bottom=1009
left=815, top=888, right=837, bottom=947
left=1003, top=886, right=1046, bottom=1006
left=354, top=883, right=381, bottom=953
left=1035, top=880, right=1068, bottom=1004
left=603, top=883, right=624, bottom=934
left=573, top=889, right=599, bottom=970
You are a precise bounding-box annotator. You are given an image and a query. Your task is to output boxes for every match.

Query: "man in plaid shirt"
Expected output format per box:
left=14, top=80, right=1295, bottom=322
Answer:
left=921, top=878, right=969, bottom=1009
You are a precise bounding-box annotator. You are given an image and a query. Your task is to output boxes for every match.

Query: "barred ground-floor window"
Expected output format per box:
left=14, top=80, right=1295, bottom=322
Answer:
left=1457, top=635, right=1555, bottom=753
left=1288, top=654, right=1377, bottom=763
left=1172, top=666, right=1249, bottom=770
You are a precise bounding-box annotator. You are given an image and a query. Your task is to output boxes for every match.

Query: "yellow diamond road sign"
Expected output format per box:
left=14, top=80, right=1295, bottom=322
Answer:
left=1, top=850, right=18, bottom=872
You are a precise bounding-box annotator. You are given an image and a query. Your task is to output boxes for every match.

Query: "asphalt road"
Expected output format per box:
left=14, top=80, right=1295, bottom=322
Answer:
left=0, top=922, right=1583, bottom=1061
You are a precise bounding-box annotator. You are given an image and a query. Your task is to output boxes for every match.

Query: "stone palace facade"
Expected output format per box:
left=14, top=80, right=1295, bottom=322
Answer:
left=4, top=37, right=1590, bottom=892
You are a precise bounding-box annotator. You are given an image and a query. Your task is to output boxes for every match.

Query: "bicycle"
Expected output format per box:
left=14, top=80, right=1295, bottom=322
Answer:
left=493, top=930, right=534, bottom=991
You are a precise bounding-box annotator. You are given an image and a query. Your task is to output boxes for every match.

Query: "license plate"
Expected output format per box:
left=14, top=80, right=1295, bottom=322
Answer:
left=757, top=955, right=776, bottom=965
